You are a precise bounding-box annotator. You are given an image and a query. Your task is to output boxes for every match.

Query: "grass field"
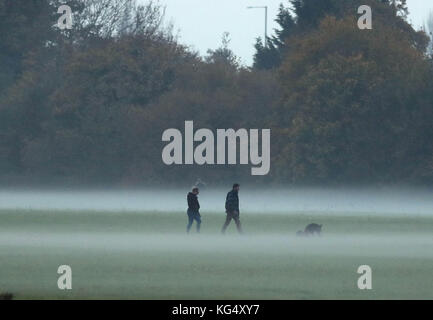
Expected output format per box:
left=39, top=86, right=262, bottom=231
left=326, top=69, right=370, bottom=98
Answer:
left=0, top=209, right=432, bottom=299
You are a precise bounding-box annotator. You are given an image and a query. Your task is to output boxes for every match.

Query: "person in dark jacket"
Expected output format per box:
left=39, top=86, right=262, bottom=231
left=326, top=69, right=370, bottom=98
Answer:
left=221, top=183, right=242, bottom=234
left=186, top=187, right=201, bottom=233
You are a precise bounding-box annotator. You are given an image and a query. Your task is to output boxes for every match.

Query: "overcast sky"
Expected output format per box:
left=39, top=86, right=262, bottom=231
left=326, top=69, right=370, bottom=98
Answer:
left=147, top=0, right=433, bottom=66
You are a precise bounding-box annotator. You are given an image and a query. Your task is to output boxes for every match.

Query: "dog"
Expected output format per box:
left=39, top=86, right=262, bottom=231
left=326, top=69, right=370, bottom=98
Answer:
left=296, top=223, right=322, bottom=236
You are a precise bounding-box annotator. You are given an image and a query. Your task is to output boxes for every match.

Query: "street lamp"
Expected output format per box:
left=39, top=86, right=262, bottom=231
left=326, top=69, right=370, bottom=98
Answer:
left=247, top=6, right=268, bottom=47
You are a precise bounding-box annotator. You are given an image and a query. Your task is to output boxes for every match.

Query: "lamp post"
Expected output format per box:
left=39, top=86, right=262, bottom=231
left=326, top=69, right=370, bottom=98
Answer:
left=247, top=6, right=268, bottom=47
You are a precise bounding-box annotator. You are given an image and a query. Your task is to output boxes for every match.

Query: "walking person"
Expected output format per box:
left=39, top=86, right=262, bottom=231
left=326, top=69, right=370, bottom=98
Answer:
left=186, top=187, right=201, bottom=233
left=221, top=183, right=242, bottom=234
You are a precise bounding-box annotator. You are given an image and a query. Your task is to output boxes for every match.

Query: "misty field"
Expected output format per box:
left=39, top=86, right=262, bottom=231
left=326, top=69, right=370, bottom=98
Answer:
left=1, top=208, right=433, bottom=300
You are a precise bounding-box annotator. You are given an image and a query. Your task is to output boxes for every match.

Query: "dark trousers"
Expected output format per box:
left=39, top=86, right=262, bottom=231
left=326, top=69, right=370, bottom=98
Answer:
left=187, top=209, right=201, bottom=233
left=222, top=210, right=242, bottom=234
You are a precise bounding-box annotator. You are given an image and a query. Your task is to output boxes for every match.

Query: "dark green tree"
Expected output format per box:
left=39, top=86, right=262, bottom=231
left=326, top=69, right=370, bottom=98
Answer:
left=253, top=3, right=295, bottom=70
left=253, top=0, right=417, bottom=70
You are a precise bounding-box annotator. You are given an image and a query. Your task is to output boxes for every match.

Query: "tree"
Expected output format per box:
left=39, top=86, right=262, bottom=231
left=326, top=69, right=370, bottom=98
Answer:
left=274, top=15, right=433, bottom=183
left=253, top=4, right=295, bottom=70
left=0, top=0, right=432, bottom=186
left=206, top=32, right=241, bottom=68
left=0, top=0, right=56, bottom=94
left=253, top=0, right=423, bottom=70
left=0, top=0, right=178, bottom=182
left=424, top=10, right=433, bottom=55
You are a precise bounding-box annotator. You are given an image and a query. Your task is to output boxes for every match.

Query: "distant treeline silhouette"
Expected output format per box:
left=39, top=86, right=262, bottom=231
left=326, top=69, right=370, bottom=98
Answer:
left=0, top=0, right=432, bottom=186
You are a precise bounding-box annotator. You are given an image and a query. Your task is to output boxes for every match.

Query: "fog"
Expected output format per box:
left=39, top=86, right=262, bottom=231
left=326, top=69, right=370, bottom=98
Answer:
left=0, top=187, right=432, bottom=215
left=0, top=231, right=431, bottom=258
left=1, top=187, right=433, bottom=299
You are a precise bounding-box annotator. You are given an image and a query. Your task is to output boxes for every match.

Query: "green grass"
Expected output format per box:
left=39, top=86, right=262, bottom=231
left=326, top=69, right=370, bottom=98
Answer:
left=0, top=209, right=432, bottom=299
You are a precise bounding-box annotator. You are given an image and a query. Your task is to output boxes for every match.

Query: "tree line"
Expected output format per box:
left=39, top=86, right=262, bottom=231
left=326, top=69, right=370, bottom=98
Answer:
left=0, top=0, right=432, bottom=186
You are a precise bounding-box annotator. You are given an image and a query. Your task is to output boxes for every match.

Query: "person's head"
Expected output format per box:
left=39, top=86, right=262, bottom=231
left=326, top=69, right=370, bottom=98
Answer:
left=192, top=187, right=199, bottom=195
left=232, top=183, right=240, bottom=191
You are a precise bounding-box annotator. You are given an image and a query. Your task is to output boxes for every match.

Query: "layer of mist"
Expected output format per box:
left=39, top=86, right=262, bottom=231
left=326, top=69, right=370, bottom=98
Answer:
left=0, top=187, right=432, bottom=215
left=0, top=231, right=431, bottom=258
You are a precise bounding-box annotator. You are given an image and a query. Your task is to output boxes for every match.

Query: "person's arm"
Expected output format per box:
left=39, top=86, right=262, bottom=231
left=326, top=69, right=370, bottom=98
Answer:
left=226, top=192, right=236, bottom=211
left=235, top=194, right=239, bottom=212
left=187, top=194, right=193, bottom=209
